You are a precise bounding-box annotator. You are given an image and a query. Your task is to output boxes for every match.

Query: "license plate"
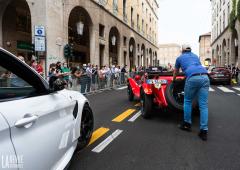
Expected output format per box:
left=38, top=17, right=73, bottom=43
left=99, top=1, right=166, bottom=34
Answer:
left=216, top=74, right=224, bottom=77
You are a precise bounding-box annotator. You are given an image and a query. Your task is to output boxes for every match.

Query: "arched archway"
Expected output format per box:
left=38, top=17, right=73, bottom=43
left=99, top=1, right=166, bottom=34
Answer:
left=222, top=39, right=227, bottom=66
left=109, top=26, right=120, bottom=66
left=129, top=37, right=136, bottom=69
left=141, top=44, right=146, bottom=67
left=231, top=29, right=238, bottom=66
left=2, top=0, right=32, bottom=63
left=68, top=6, right=93, bottom=66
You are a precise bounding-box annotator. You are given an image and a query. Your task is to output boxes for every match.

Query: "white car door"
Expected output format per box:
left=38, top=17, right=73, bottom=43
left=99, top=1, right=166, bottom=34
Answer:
left=0, top=113, right=18, bottom=170
left=0, top=54, right=77, bottom=170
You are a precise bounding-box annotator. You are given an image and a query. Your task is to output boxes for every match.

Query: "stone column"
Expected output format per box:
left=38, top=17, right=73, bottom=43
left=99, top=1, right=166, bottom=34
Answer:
left=90, top=24, right=99, bottom=65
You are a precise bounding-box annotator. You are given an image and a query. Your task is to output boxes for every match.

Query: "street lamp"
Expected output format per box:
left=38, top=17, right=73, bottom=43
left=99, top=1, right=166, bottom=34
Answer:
left=112, top=36, right=116, bottom=46
left=235, top=38, right=238, bottom=47
left=76, top=21, right=84, bottom=35
left=130, top=45, right=133, bottom=53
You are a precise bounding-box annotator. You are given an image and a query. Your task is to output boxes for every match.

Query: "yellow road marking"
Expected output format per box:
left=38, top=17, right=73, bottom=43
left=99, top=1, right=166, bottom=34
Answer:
left=134, top=103, right=141, bottom=107
left=112, top=109, right=136, bottom=122
left=88, top=127, right=110, bottom=146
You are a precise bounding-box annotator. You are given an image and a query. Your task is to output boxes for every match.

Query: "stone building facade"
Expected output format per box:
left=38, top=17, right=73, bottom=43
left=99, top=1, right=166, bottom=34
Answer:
left=158, top=43, right=181, bottom=66
left=0, top=0, right=159, bottom=74
left=211, top=0, right=240, bottom=67
left=199, top=32, right=212, bottom=66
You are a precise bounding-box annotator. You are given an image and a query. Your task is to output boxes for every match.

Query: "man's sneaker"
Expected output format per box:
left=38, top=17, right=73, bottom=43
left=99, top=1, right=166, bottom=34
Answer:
left=179, top=122, right=192, bottom=132
left=198, top=130, right=208, bottom=141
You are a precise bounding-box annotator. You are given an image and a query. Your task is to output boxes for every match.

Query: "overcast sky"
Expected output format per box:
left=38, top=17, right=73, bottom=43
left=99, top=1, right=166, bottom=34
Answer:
left=157, top=0, right=212, bottom=55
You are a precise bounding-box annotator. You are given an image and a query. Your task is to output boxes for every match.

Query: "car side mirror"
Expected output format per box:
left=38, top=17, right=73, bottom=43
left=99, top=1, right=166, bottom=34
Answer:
left=49, top=76, right=66, bottom=92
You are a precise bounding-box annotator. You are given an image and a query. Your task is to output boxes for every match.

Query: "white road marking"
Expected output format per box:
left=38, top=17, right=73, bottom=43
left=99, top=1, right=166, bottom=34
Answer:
left=217, top=86, right=234, bottom=93
left=92, top=129, right=123, bottom=153
left=238, top=94, right=240, bottom=96
left=209, top=87, right=215, bottom=92
left=233, top=87, right=240, bottom=92
left=117, top=86, right=127, bottom=90
left=128, top=111, right=141, bottom=122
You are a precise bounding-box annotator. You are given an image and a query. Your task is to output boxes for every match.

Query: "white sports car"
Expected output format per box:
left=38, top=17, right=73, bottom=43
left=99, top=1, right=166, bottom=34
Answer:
left=0, top=48, right=94, bottom=170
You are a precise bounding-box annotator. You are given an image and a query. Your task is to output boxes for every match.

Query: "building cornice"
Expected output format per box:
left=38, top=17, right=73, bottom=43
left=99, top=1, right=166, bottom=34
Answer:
left=90, top=0, right=159, bottom=49
left=211, top=26, right=229, bottom=46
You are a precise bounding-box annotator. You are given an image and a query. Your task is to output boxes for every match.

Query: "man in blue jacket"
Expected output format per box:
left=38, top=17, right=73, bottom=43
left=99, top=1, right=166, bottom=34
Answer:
left=173, top=44, right=210, bottom=141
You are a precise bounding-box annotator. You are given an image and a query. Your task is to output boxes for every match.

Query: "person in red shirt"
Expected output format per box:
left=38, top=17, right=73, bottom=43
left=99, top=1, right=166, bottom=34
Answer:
left=36, top=61, right=44, bottom=76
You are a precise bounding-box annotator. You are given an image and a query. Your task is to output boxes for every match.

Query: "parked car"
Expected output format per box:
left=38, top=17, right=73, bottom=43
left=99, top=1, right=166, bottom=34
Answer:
left=127, top=67, right=198, bottom=118
left=0, top=48, right=94, bottom=170
left=209, top=67, right=231, bottom=85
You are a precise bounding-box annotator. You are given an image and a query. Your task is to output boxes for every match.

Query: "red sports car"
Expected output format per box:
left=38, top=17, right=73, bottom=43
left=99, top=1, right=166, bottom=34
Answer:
left=127, top=67, right=198, bottom=118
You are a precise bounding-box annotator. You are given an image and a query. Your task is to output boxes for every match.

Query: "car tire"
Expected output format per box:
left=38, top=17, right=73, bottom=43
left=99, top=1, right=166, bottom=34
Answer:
left=76, top=104, right=94, bottom=151
left=165, top=80, right=185, bottom=111
left=128, top=85, right=134, bottom=101
left=141, top=92, right=153, bottom=119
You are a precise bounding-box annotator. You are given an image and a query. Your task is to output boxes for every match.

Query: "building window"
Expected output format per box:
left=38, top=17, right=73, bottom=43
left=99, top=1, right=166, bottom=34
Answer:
left=137, top=14, right=140, bottom=31
left=223, top=10, right=225, bottom=29
left=123, top=0, right=127, bottom=19
left=113, top=0, right=118, bottom=14
left=123, top=36, right=127, bottom=46
left=131, top=7, right=134, bottom=28
left=99, top=24, right=105, bottom=38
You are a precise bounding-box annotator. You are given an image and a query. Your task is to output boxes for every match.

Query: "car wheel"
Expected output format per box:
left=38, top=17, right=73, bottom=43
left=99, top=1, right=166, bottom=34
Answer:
left=165, top=80, right=185, bottom=111
left=140, top=93, right=152, bottom=119
left=76, top=105, right=94, bottom=151
left=128, top=85, right=134, bottom=101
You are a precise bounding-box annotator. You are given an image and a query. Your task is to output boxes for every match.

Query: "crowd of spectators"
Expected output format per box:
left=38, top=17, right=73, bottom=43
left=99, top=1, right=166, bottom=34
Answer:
left=48, top=62, right=131, bottom=94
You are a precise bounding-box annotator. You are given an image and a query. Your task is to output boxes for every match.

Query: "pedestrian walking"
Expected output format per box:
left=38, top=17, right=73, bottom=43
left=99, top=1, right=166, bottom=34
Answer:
left=173, top=44, right=210, bottom=141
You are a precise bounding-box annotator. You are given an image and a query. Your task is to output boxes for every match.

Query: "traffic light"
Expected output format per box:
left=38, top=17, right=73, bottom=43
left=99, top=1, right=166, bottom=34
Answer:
left=64, top=44, right=70, bottom=58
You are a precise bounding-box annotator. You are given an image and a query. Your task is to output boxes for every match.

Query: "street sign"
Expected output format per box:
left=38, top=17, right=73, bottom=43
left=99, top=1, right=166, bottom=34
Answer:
left=35, top=36, right=45, bottom=52
left=35, top=25, right=45, bottom=36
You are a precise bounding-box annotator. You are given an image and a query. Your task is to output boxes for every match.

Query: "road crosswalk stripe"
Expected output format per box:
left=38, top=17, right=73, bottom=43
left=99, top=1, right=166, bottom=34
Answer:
left=117, top=86, right=127, bottom=90
left=92, top=129, right=123, bottom=153
left=128, top=111, right=141, bottom=122
left=209, top=87, right=215, bottom=92
left=233, top=87, right=240, bottom=92
left=217, top=86, right=234, bottom=93
left=88, top=127, right=110, bottom=146
left=112, top=109, right=136, bottom=122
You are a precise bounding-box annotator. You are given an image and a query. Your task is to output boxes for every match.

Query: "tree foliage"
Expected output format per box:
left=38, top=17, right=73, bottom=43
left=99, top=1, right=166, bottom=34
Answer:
left=230, top=0, right=237, bottom=31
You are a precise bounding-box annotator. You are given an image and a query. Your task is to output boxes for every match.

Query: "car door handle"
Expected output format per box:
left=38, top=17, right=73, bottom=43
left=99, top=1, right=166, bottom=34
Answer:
left=15, top=115, right=39, bottom=128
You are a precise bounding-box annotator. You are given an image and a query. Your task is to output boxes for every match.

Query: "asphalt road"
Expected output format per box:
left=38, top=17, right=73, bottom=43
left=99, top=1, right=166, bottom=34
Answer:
left=69, top=85, right=240, bottom=170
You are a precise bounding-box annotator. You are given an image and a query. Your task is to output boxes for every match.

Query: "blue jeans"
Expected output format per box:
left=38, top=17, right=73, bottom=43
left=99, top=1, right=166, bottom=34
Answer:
left=184, top=75, right=210, bottom=130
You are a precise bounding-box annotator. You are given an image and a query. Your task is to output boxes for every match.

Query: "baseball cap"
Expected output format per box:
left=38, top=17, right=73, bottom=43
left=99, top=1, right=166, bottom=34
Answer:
left=182, top=44, right=192, bottom=51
